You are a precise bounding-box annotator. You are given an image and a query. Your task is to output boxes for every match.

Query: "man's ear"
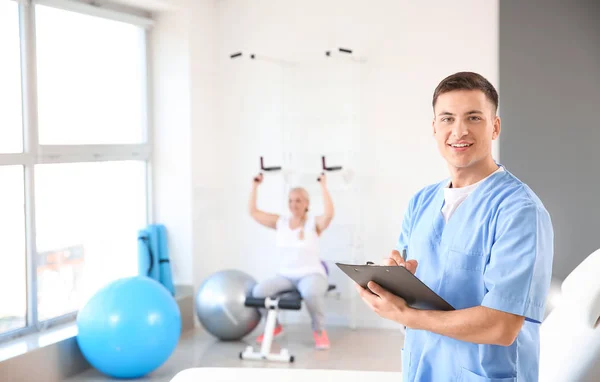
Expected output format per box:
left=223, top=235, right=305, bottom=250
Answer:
left=492, top=116, right=501, bottom=140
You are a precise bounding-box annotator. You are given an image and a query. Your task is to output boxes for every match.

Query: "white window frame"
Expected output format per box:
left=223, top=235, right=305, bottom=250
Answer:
left=0, top=0, right=154, bottom=342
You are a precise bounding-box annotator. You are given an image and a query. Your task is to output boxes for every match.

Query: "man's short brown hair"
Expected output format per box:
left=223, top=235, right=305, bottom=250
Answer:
left=432, top=72, right=499, bottom=113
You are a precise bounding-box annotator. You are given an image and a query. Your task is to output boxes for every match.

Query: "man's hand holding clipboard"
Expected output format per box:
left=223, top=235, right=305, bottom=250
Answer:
left=380, top=249, right=419, bottom=273
left=336, top=248, right=454, bottom=323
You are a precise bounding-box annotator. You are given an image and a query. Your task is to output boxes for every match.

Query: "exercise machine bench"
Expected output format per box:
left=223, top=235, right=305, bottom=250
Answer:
left=239, top=284, right=336, bottom=363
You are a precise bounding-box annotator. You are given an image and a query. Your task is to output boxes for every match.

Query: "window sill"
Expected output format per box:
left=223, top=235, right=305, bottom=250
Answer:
left=0, top=320, right=78, bottom=363
left=0, top=284, right=194, bottom=364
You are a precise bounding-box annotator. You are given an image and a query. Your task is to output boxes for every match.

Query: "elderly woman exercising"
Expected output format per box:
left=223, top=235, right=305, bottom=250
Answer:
left=249, top=172, right=335, bottom=350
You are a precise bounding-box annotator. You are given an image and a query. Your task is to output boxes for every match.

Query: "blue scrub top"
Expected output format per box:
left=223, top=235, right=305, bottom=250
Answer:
left=397, top=168, right=553, bottom=382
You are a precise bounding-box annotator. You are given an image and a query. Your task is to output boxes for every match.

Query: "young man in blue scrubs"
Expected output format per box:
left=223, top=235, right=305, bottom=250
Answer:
left=356, top=72, right=554, bottom=381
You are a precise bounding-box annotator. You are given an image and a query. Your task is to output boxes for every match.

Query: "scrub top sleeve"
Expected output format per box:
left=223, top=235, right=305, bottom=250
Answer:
left=395, top=195, right=418, bottom=257
left=481, top=202, right=554, bottom=323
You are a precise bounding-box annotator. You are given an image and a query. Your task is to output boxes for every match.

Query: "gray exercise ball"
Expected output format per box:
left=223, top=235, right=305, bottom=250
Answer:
left=195, top=269, right=261, bottom=341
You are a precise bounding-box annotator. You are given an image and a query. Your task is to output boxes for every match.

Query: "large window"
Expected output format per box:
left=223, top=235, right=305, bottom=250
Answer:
left=36, top=5, right=146, bottom=145
left=35, top=161, right=147, bottom=321
left=0, top=0, right=152, bottom=340
left=0, top=0, right=26, bottom=336
left=0, top=167, right=26, bottom=334
left=0, top=0, right=23, bottom=153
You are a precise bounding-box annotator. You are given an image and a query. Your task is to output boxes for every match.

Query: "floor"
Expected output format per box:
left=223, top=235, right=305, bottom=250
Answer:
left=64, top=324, right=405, bottom=381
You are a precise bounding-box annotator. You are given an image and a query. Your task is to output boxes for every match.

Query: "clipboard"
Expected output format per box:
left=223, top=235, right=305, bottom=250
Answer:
left=336, top=263, right=455, bottom=311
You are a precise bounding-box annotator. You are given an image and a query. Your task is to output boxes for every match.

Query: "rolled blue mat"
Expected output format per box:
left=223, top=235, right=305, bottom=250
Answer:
left=138, top=228, right=159, bottom=281
left=154, top=224, right=175, bottom=296
left=138, top=224, right=175, bottom=296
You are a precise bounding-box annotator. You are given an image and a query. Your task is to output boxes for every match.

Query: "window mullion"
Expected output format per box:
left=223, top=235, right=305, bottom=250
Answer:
left=144, top=29, right=154, bottom=224
left=37, top=144, right=152, bottom=164
left=34, top=0, right=153, bottom=29
left=0, top=154, right=33, bottom=166
left=19, top=0, right=40, bottom=329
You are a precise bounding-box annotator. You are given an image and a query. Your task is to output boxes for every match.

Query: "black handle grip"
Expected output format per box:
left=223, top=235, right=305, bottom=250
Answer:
left=322, top=156, right=343, bottom=172
left=260, top=156, right=282, bottom=172
left=278, top=299, right=302, bottom=310
left=244, top=297, right=266, bottom=308
left=244, top=297, right=301, bottom=310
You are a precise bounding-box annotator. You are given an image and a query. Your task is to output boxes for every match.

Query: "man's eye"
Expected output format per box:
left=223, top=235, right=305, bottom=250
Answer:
left=469, top=116, right=482, bottom=121
left=441, top=117, right=453, bottom=122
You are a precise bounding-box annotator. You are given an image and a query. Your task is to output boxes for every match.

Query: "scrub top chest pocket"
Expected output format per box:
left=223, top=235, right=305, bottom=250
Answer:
left=442, top=224, right=494, bottom=309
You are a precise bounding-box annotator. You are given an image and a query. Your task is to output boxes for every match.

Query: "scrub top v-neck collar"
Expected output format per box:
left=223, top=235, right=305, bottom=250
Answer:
left=431, top=168, right=506, bottom=243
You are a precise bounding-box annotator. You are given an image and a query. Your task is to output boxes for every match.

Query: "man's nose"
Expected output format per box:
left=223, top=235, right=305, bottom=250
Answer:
left=451, top=121, right=468, bottom=138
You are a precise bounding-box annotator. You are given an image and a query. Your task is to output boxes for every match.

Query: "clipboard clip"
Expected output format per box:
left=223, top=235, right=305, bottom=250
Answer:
left=365, top=249, right=407, bottom=266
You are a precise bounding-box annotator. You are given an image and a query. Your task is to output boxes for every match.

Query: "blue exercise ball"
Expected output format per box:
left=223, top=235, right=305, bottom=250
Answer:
left=76, top=276, right=181, bottom=379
